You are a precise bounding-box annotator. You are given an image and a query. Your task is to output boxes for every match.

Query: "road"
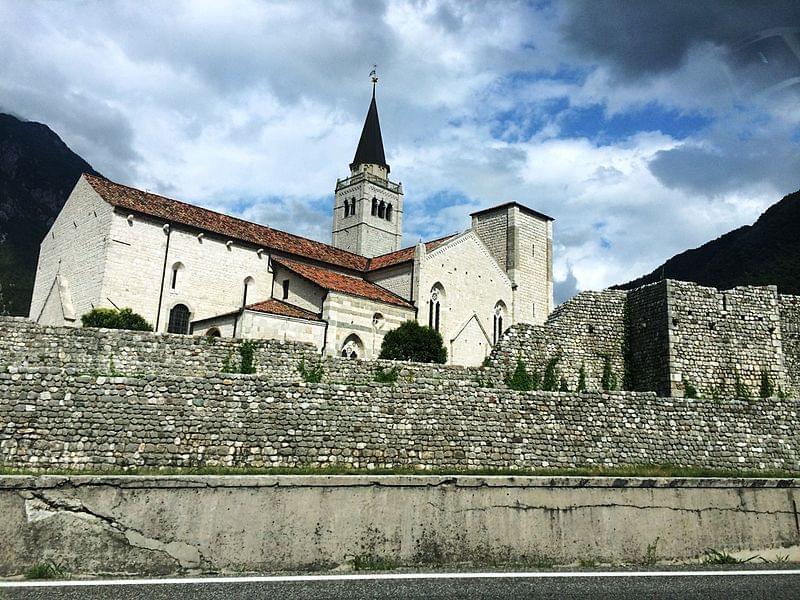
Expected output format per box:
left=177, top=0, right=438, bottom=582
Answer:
left=2, top=569, right=799, bottom=599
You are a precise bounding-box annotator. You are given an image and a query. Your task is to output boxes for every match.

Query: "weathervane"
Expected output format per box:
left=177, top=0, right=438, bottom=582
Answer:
left=370, top=65, right=378, bottom=94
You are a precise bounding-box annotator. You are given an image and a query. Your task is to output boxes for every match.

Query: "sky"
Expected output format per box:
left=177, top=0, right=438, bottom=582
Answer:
left=1, top=0, right=799, bottom=303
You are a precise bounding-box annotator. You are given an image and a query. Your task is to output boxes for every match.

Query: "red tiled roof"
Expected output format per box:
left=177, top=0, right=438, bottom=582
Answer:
left=366, top=235, right=455, bottom=271
left=84, top=173, right=369, bottom=271
left=273, top=257, right=413, bottom=308
left=245, top=299, right=322, bottom=321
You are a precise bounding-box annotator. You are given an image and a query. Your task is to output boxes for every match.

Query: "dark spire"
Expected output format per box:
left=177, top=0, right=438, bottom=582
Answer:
left=350, top=73, right=389, bottom=173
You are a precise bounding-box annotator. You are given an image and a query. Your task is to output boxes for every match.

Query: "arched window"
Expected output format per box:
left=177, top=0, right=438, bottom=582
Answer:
left=243, top=276, right=255, bottom=306
left=493, top=301, right=506, bottom=345
left=428, top=283, right=445, bottom=332
left=378, top=200, right=386, bottom=219
left=341, top=334, right=363, bottom=359
left=205, top=328, right=221, bottom=337
left=372, top=312, right=384, bottom=330
left=386, top=203, right=393, bottom=221
left=371, top=197, right=378, bottom=216
left=167, top=304, right=190, bottom=334
left=343, top=199, right=350, bottom=218
left=170, top=262, right=184, bottom=291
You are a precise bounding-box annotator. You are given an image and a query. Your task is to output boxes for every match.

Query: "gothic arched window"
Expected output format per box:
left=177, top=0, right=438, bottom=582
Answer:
left=371, top=197, right=378, bottom=216
left=167, top=304, right=190, bottom=334
left=341, top=334, right=364, bottom=359
left=386, top=203, right=393, bottom=221
left=378, top=200, right=386, bottom=219
left=493, top=301, right=506, bottom=345
left=343, top=199, right=350, bottom=218
left=428, top=284, right=445, bottom=332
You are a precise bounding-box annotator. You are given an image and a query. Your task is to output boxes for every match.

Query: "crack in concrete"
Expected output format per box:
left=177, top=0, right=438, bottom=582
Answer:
left=24, top=491, right=208, bottom=571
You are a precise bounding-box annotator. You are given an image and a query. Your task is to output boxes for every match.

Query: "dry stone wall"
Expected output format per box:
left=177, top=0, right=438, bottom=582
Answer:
left=0, top=367, right=797, bottom=472
left=780, top=295, right=800, bottom=394
left=488, top=290, right=626, bottom=391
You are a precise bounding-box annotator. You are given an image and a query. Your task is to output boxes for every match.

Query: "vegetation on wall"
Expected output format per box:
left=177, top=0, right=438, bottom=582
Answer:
left=378, top=320, right=447, bottom=364
left=297, top=358, right=324, bottom=383
left=373, top=366, right=399, bottom=384
left=542, top=354, right=561, bottom=392
left=734, top=371, right=751, bottom=401
left=682, top=378, right=699, bottom=399
left=577, top=364, right=587, bottom=392
left=505, top=358, right=540, bottom=392
left=81, top=308, right=153, bottom=331
left=759, top=370, right=774, bottom=399
left=601, top=354, right=618, bottom=391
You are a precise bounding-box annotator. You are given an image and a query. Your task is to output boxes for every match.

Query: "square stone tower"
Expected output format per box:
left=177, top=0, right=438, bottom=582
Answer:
left=471, top=202, right=553, bottom=324
left=332, top=85, right=403, bottom=258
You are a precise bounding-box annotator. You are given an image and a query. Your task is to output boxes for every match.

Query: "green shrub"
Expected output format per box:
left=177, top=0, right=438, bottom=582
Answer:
left=734, top=372, right=751, bottom=401
left=759, top=369, right=774, bottom=398
left=378, top=321, right=447, bottom=364
left=81, top=307, right=153, bottom=331
left=542, top=354, right=560, bottom=391
left=25, top=560, right=66, bottom=580
left=577, top=364, right=587, bottom=392
left=505, top=359, right=537, bottom=392
left=298, top=358, right=324, bottom=383
left=559, top=377, right=569, bottom=392
left=683, top=378, right=698, bottom=399
left=374, top=366, right=399, bottom=384
left=601, top=355, right=617, bottom=391
left=239, top=340, right=257, bottom=374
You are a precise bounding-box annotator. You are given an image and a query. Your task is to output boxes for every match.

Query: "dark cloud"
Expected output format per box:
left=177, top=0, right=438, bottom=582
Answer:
left=561, top=1, right=800, bottom=81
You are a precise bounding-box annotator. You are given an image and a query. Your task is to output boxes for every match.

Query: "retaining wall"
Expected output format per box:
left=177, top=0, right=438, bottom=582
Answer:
left=1, top=367, right=797, bottom=472
left=1, top=475, right=798, bottom=576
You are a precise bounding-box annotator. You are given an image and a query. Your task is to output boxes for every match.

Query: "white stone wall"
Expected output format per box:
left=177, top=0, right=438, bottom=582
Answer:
left=415, top=231, right=513, bottom=365
left=29, top=177, right=114, bottom=325
left=365, top=262, right=413, bottom=300
left=270, top=264, right=327, bottom=314
left=240, top=310, right=326, bottom=349
left=471, top=210, right=508, bottom=269
left=510, top=209, right=552, bottom=325
left=323, top=291, right=413, bottom=359
left=103, top=211, right=272, bottom=331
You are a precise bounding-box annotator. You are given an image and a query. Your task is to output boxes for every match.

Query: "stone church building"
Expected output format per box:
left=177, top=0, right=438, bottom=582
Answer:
left=29, top=86, right=554, bottom=366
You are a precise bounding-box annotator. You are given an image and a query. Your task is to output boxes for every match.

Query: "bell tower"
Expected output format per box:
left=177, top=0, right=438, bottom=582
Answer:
left=332, top=70, right=403, bottom=258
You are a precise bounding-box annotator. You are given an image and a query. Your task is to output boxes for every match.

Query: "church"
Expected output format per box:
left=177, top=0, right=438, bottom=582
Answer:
left=28, top=81, right=554, bottom=366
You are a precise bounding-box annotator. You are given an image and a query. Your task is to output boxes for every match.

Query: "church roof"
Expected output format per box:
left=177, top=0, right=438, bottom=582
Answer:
left=84, top=173, right=370, bottom=271
left=350, top=91, right=388, bottom=172
left=366, top=235, right=455, bottom=271
left=272, top=257, right=413, bottom=308
left=245, top=298, right=322, bottom=321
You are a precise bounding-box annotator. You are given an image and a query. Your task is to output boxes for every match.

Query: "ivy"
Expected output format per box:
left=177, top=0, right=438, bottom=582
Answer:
left=758, top=369, right=774, bottom=399
left=601, top=355, right=618, bottom=391
left=542, top=354, right=561, bottom=391
left=239, top=340, right=257, bottom=374
left=734, top=371, right=751, bottom=401
left=505, top=358, right=539, bottom=392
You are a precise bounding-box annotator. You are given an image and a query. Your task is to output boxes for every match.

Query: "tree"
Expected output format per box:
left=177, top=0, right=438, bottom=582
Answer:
left=378, top=320, right=447, bottom=363
left=81, top=307, right=153, bottom=331
left=505, top=358, right=537, bottom=392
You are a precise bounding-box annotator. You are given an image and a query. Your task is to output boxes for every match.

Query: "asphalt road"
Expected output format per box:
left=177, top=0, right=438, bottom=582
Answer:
left=2, top=570, right=799, bottom=600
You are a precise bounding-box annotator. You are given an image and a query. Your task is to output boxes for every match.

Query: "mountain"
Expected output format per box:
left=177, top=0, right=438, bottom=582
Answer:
left=0, top=113, right=99, bottom=315
left=616, top=189, right=800, bottom=295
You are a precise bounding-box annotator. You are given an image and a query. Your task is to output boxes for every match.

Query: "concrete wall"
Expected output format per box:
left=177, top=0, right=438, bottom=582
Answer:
left=2, top=367, right=797, bottom=472
left=29, top=177, right=114, bottom=325
left=1, top=475, right=797, bottom=576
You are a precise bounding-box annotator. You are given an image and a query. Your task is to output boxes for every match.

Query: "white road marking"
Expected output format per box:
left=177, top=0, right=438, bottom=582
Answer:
left=1, top=570, right=799, bottom=588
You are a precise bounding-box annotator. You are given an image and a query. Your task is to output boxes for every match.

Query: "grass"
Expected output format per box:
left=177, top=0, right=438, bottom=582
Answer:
left=25, top=560, right=66, bottom=580
left=702, top=548, right=761, bottom=565
left=352, top=555, right=399, bottom=571
left=1, top=464, right=796, bottom=478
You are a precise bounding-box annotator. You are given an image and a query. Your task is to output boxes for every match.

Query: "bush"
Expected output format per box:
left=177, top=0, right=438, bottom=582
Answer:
left=542, top=354, right=560, bottom=391
left=505, top=358, right=539, bottom=392
left=577, top=364, right=587, bottom=392
left=239, top=340, right=257, bottom=374
left=759, top=369, right=774, bottom=399
left=298, top=358, right=324, bottom=383
left=374, top=366, right=399, bottom=384
left=734, top=371, right=751, bottom=401
left=683, top=378, right=698, bottom=399
left=601, top=355, right=617, bottom=391
left=81, top=307, right=153, bottom=331
left=378, top=321, right=447, bottom=364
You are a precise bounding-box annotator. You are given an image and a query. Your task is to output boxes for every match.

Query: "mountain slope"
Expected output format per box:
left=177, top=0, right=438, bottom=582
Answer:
left=616, top=189, right=800, bottom=294
left=0, top=113, right=99, bottom=315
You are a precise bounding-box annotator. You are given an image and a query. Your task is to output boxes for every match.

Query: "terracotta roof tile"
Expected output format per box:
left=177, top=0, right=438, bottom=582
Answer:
left=245, top=299, right=322, bottom=321
left=84, top=173, right=369, bottom=271
left=273, top=257, right=413, bottom=308
left=366, top=235, right=455, bottom=271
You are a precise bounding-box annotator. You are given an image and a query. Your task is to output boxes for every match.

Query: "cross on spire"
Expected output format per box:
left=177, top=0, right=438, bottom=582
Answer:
left=370, top=65, right=378, bottom=97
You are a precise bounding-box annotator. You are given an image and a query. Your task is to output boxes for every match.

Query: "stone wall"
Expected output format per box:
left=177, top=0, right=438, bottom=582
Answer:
left=1, top=367, right=797, bottom=472
left=488, top=289, right=627, bottom=391
left=2, top=475, right=797, bottom=577
left=626, top=281, right=671, bottom=395
left=780, top=294, right=800, bottom=394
